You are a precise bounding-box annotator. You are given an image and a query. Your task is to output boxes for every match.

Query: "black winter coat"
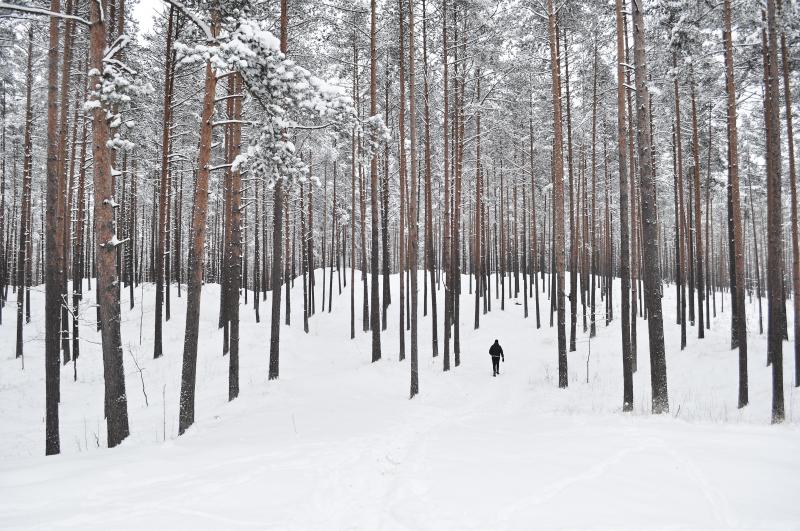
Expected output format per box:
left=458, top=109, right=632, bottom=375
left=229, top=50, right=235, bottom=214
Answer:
left=489, top=342, right=504, bottom=360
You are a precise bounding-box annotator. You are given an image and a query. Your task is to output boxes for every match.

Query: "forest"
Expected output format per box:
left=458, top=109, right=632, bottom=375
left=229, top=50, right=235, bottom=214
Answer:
left=0, top=0, right=798, bottom=528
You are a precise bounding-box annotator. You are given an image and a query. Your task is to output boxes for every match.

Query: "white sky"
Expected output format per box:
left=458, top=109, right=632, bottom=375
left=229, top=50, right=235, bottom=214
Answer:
left=132, top=0, right=162, bottom=38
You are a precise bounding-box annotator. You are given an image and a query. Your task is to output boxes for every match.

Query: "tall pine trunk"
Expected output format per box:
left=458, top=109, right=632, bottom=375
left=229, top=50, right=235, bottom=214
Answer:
left=632, top=0, right=669, bottom=414
left=44, top=0, right=62, bottom=455
left=179, top=14, right=219, bottom=434
left=369, top=0, right=381, bottom=361
left=615, top=0, right=633, bottom=410
left=154, top=6, right=175, bottom=359
left=269, top=1, right=289, bottom=381
left=408, top=0, right=420, bottom=397
left=722, top=0, right=748, bottom=407
left=690, top=78, right=705, bottom=338
left=422, top=0, right=438, bottom=356
left=763, top=0, right=785, bottom=423
left=777, top=0, right=799, bottom=389
left=441, top=0, right=451, bottom=371
left=89, top=0, right=130, bottom=446
left=547, top=0, right=567, bottom=388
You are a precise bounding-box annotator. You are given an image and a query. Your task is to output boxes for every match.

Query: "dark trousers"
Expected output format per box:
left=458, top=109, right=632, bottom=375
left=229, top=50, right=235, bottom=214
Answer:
left=491, top=356, right=501, bottom=376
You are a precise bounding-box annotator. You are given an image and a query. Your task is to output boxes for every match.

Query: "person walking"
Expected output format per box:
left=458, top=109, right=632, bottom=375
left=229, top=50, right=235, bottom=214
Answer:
left=489, top=339, right=504, bottom=376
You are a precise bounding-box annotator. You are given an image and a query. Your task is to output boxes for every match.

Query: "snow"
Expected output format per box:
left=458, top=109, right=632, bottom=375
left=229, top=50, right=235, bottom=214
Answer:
left=0, top=273, right=798, bottom=529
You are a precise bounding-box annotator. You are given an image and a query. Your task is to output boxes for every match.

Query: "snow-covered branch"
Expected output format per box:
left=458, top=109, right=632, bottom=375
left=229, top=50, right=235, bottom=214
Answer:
left=161, top=0, right=214, bottom=42
left=0, top=2, right=90, bottom=25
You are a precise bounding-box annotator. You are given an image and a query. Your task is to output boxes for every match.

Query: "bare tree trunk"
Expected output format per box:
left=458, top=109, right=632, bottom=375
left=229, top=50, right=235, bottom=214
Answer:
left=308, top=173, right=315, bottom=316
left=398, top=0, right=407, bottom=361
left=16, top=26, right=33, bottom=362
left=777, top=0, right=799, bottom=388
left=360, top=152, right=368, bottom=332
left=522, top=175, right=529, bottom=319
left=547, top=0, right=567, bottom=388
left=474, top=68, right=482, bottom=329
left=453, top=15, right=465, bottom=365
left=622, top=9, right=637, bottom=371
left=581, top=148, right=589, bottom=333
left=422, top=0, right=438, bottom=356
left=369, top=0, right=381, bottom=361
left=632, top=0, right=669, bottom=414
left=178, top=14, right=219, bottom=434
left=674, top=56, right=688, bottom=349
left=351, top=26, right=357, bottom=340
left=44, top=0, right=62, bottom=456
left=72, top=85, right=88, bottom=368
left=253, top=162, right=261, bottom=322
left=269, top=1, right=288, bottom=381
left=747, top=169, right=764, bottom=335
left=57, top=0, right=75, bottom=365
left=227, top=74, right=242, bottom=400
left=615, top=0, right=633, bottom=410
left=284, top=87, right=293, bottom=325
left=763, top=0, right=785, bottom=423
left=690, top=76, right=705, bottom=338
left=330, top=161, right=338, bottom=312
left=381, top=59, right=391, bottom=327
left=589, top=47, right=597, bottom=338
left=441, top=0, right=450, bottom=371
left=530, top=116, right=541, bottom=329
left=321, top=164, right=327, bottom=315
left=301, top=181, right=309, bottom=333
left=563, top=28, right=577, bottom=353
left=0, top=80, right=5, bottom=323
left=408, top=0, right=420, bottom=397
left=89, top=0, right=130, bottom=446
left=705, top=115, right=712, bottom=327
left=501, top=168, right=505, bottom=312
left=154, top=6, right=175, bottom=359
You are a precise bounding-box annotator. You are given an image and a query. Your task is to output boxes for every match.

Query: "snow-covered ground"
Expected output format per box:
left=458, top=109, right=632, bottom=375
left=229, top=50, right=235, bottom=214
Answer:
left=1, top=271, right=798, bottom=529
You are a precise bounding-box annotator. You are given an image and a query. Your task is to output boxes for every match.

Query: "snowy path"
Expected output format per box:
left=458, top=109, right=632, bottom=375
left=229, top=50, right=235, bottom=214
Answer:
left=1, top=273, right=799, bottom=529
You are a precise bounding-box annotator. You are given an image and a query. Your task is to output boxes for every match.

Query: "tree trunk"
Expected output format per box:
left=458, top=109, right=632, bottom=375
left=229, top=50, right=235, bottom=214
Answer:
left=777, top=0, right=799, bottom=388
left=589, top=47, right=597, bottom=338
left=16, top=26, right=33, bottom=362
left=408, top=0, right=420, bottom=397
left=57, top=0, right=75, bottom=365
left=474, top=68, right=482, bottom=329
left=563, top=28, right=577, bottom=353
left=369, top=0, right=381, bottom=361
left=72, top=83, right=88, bottom=369
left=615, top=0, right=633, bottom=410
left=398, top=0, right=407, bottom=361
left=441, top=0, right=450, bottom=371
left=690, top=77, right=705, bottom=338
left=179, top=15, right=219, bottom=434
left=547, top=0, right=567, bottom=388
left=269, top=2, right=288, bottom=381
left=44, top=0, right=62, bottom=456
left=89, top=0, right=130, bottom=446
left=227, top=74, right=242, bottom=401
left=154, top=6, right=175, bottom=359
left=632, top=0, right=669, bottom=414
left=763, top=0, right=785, bottom=423
left=622, top=10, right=637, bottom=371
left=674, top=56, right=688, bottom=349
left=381, top=57, right=391, bottom=327
left=530, top=117, right=541, bottom=329
left=422, top=0, right=438, bottom=356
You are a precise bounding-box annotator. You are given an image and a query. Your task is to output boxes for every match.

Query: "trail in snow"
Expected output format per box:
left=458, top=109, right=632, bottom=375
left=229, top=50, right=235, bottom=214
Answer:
left=0, top=271, right=798, bottom=529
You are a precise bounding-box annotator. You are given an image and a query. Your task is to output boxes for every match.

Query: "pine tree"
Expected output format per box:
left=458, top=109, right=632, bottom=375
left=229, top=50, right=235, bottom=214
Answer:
left=547, top=0, right=567, bottom=389
left=632, top=0, right=668, bottom=414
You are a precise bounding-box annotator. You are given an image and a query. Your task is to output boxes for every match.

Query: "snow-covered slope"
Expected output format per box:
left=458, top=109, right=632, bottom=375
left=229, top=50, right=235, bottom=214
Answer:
left=1, top=272, right=798, bottom=529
